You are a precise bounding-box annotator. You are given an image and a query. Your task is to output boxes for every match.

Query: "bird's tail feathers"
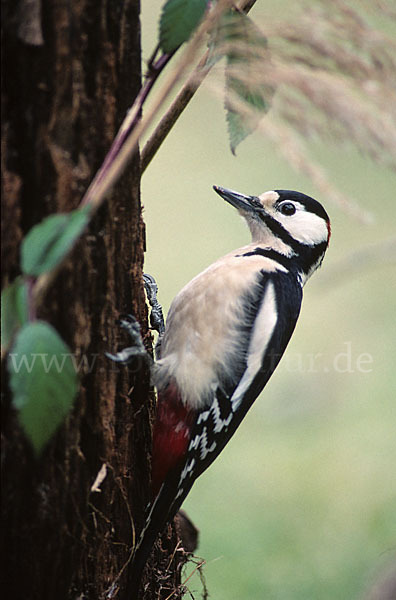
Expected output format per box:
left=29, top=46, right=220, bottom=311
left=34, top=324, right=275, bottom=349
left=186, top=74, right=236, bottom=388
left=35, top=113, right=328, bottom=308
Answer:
left=129, top=474, right=189, bottom=597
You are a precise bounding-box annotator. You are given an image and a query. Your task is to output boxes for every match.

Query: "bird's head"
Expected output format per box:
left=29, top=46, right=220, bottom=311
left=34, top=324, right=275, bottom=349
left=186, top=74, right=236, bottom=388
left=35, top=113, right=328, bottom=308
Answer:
left=213, top=185, right=331, bottom=280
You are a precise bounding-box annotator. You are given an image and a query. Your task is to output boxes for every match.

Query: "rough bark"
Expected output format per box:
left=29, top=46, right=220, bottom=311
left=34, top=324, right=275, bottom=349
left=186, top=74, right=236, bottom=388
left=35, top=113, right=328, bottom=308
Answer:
left=1, top=1, right=184, bottom=598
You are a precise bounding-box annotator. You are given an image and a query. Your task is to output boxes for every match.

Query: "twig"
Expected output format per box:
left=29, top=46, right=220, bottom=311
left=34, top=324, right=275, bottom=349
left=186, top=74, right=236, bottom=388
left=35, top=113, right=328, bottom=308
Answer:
left=165, top=539, right=182, bottom=573
left=33, top=51, right=172, bottom=309
left=79, top=0, right=234, bottom=215
left=31, top=0, right=235, bottom=310
left=141, top=52, right=210, bottom=174
left=104, top=474, right=137, bottom=599
left=79, top=52, right=174, bottom=211
left=141, top=0, right=258, bottom=173
left=163, top=558, right=206, bottom=600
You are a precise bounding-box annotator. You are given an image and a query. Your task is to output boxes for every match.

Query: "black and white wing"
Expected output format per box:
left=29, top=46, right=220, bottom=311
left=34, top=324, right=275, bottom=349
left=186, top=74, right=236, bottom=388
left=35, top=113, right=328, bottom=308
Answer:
left=178, top=268, right=303, bottom=489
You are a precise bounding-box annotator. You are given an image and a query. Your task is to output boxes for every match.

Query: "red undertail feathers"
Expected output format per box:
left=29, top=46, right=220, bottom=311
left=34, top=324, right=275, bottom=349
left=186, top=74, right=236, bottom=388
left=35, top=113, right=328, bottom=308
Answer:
left=151, top=382, right=196, bottom=498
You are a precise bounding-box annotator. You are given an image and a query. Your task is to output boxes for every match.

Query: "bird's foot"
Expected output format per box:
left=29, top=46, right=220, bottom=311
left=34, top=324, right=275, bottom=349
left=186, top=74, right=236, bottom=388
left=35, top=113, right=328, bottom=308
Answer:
left=144, top=274, right=165, bottom=335
left=105, top=314, right=151, bottom=366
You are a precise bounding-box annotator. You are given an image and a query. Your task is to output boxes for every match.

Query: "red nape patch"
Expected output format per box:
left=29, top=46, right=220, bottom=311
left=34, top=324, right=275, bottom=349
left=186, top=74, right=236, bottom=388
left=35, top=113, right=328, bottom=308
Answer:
left=151, top=383, right=196, bottom=499
left=326, top=220, right=332, bottom=245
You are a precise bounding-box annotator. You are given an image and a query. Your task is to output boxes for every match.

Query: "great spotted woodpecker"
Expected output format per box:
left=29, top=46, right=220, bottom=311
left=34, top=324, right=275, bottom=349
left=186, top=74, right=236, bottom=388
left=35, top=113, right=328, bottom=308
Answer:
left=108, top=185, right=331, bottom=595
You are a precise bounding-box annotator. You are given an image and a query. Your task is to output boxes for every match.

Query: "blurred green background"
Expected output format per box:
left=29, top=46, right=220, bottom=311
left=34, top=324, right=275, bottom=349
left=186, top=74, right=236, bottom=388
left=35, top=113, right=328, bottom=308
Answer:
left=140, top=2, right=396, bottom=598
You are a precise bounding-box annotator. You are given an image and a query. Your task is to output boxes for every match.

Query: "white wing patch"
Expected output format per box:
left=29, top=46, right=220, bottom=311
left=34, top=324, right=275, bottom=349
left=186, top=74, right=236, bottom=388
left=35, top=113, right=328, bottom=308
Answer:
left=231, top=281, right=278, bottom=411
left=179, top=458, right=196, bottom=485
left=196, top=410, right=210, bottom=424
left=178, top=281, right=278, bottom=491
left=188, top=425, right=216, bottom=459
left=211, top=396, right=234, bottom=432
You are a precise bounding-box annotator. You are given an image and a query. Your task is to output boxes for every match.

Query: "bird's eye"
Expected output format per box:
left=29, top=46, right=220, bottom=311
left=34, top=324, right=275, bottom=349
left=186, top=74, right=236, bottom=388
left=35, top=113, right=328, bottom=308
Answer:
left=279, top=202, right=296, bottom=216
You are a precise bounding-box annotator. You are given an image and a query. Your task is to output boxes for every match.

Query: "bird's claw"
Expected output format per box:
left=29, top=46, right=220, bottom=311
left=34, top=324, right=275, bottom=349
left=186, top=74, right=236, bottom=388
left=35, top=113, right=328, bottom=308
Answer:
left=106, top=314, right=149, bottom=365
left=143, top=273, right=165, bottom=335
left=143, top=274, right=158, bottom=304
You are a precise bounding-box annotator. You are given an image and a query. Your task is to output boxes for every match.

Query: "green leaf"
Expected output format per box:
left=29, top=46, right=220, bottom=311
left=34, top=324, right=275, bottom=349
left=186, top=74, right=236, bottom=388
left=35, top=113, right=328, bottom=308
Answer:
left=1, top=277, right=29, bottom=350
left=159, top=0, right=209, bottom=53
left=226, top=71, right=271, bottom=154
left=21, top=207, right=90, bottom=276
left=223, top=12, right=274, bottom=154
left=8, top=321, right=78, bottom=455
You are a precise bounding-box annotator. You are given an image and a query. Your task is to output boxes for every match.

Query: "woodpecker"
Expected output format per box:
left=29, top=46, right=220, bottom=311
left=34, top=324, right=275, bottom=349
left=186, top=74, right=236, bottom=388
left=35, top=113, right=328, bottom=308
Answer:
left=109, top=185, right=331, bottom=595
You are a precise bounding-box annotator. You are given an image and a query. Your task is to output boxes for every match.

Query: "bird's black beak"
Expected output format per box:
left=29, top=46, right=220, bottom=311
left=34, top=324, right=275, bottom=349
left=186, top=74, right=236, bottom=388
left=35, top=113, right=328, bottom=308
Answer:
left=213, top=185, right=259, bottom=214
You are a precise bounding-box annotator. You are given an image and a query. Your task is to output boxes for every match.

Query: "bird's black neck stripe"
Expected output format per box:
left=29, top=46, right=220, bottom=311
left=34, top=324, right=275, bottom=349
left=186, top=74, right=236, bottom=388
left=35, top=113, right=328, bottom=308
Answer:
left=239, top=242, right=328, bottom=276
left=240, top=248, right=292, bottom=271
left=258, top=212, right=301, bottom=253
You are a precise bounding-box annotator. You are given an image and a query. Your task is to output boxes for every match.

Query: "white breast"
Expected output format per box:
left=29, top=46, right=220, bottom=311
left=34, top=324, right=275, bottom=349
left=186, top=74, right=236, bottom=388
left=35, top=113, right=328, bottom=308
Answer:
left=154, top=245, right=287, bottom=409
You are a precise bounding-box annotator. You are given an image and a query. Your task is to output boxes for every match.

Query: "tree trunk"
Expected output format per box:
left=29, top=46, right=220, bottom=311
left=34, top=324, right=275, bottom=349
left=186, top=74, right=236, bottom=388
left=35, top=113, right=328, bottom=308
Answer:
left=1, top=1, right=183, bottom=598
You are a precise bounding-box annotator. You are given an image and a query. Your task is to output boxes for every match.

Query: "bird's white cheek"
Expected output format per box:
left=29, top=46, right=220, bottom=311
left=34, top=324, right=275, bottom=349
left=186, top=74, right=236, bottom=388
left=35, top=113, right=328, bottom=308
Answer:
left=281, top=212, right=328, bottom=245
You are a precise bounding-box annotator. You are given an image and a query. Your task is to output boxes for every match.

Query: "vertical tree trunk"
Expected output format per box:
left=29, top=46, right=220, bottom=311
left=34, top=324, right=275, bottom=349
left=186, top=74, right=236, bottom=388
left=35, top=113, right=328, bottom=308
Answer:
left=1, top=1, right=183, bottom=598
